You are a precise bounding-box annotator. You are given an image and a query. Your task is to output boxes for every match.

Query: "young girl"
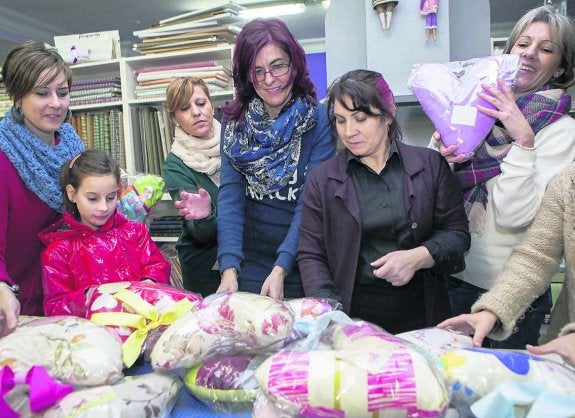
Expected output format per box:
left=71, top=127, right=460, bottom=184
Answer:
left=40, top=149, right=171, bottom=317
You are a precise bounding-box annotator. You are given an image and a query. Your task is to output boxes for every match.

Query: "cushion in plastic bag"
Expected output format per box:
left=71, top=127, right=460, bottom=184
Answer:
left=151, top=292, right=294, bottom=371
left=407, top=54, right=519, bottom=155
left=0, top=316, right=123, bottom=387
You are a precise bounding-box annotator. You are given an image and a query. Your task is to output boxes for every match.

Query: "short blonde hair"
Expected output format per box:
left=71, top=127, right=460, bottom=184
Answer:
left=165, top=77, right=212, bottom=119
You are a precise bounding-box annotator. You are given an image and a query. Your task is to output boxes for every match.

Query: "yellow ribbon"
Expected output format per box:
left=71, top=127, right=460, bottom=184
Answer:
left=90, top=288, right=195, bottom=367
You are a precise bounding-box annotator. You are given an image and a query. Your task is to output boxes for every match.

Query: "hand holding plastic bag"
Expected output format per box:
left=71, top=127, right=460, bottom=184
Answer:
left=408, top=54, right=519, bottom=156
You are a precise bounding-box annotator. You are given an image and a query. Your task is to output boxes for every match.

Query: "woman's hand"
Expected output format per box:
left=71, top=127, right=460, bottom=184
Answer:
left=174, top=189, right=211, bottom=220
left=260, top=266, right=286, bottom=300
left=476, top=78, right=535, bottom=148
left=371, top=247, right=434, bottom=286
left=431, top=131, right=474, bottom=163
left=527, top=333, right=575, bottom=367
left=0, top=286, right=20, bottom=337
left=437, top=310, right=498, bottom=347
left=217, top=268, right=239, bottom=293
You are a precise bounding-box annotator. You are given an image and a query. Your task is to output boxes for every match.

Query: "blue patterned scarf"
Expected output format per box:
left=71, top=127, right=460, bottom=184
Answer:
left=223, top=97, right=317, bottom=194
left=453, top=87, right=570, bottom=232
left=0, top=111, right=84, bottom=211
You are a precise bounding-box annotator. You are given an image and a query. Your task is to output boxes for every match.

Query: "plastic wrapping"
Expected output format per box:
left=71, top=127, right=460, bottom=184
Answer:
left=397, top=327, right=474, bottom=359
left=117, top=171, right=165, bottom=222
left=285, top=297, right=341, bottom=321
left=0, top=316, right=123, bottom=387
left=151, top=292, right=294, bottom=371
left=183, top=354, right=261, bottom=413
left=407, top=54, right=519, bottom=155
left=0, top=365, right=74, bottom=416
left=36, top=373, right=181, bottom=418
left=439, top=347, right=575, bottom=415
left=254, top=320, right=451, bottom=417
left=85, top=281, right=202, bottom=367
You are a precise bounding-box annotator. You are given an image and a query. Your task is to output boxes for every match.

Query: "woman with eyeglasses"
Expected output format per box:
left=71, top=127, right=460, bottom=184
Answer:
left=216, top=17, right=334, bottom=299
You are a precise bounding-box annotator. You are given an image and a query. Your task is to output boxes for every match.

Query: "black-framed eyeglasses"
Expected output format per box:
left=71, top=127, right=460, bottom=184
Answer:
left=254, top=62, right=291, bottom=82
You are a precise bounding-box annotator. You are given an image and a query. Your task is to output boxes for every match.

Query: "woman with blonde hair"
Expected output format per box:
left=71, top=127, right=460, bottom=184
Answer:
left=162, top=77, right=221, bottom=296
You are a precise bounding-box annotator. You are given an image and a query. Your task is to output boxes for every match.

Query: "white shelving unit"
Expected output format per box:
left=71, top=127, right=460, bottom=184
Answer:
left=70, top=44, right=234, bottom=172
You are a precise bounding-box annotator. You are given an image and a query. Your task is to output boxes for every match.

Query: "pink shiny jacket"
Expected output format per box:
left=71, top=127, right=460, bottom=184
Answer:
left=40, top=210, right=170, bottom=317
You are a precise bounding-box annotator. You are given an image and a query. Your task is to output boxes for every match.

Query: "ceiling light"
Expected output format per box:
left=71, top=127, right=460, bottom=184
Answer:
left=322, top=0, right=331, bottom=9
left=239, top=3, right=306, bottom=19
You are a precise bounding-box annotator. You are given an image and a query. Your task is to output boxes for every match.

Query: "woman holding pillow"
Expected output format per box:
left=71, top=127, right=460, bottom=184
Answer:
left=433, top=6, right=575, bottom=348
left=298, top=70, right=470, bottom=334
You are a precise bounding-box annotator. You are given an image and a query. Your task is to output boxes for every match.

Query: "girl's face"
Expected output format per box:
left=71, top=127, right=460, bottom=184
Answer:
left=66, top=174, right=118, bottom=230
left=251, top=42, right=293, bottom=119
left=511, top=21, right=565, bottom=96
left=173, top=86, right=214, bottom=139
left=17, top=69, right=70, bottom=144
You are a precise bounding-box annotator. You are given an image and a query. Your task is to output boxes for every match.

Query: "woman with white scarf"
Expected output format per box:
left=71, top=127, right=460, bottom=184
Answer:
left=162, top=77, right=221, bottom=296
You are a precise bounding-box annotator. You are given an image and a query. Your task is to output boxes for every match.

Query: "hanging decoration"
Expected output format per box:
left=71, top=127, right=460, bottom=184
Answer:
left=372, top=0, right=398, bottom=30
left=420, top=0, right=439, bottom=41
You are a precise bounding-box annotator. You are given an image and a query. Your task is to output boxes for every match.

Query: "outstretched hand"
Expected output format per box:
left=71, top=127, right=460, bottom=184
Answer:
left=174, top=188, right=211, bottom=220
left=527, top=333, right=575, bottom=367
left=437, top=310, right=498, bottom=347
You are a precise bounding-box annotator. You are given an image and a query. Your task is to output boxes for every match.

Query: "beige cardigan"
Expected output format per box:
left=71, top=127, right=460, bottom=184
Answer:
left=472, top=163, right=575, bottom=343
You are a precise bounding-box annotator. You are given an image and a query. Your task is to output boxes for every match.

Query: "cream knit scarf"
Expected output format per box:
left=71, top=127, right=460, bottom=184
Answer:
left=170, top=119, right=221, bottom=186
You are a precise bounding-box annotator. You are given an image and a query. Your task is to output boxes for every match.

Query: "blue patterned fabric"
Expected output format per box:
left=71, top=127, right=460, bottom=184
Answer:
left=0, top=111, right=84, bottom=211
left=222, top=97, right=317, bottom=194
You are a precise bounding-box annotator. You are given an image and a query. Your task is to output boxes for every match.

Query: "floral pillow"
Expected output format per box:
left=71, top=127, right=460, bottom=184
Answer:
left=38, top=373, right=181, bottom=418
left=151, top=292, right=294, bottom=371
left=0, top=316, right=123, bottom=387
left=85, top=281, right=201, bottom=367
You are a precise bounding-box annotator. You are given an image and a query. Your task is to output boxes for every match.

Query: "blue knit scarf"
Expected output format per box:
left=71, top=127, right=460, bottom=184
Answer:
left=0, top=111, right=84, bottom=211
left=223, top=97, right=317, bottom=194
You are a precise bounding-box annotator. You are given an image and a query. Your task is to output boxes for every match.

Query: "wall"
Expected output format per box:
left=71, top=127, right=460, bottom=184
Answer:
left=306, top=52, right=328, bottom=100
left=325, top=0, right=491, bottom=146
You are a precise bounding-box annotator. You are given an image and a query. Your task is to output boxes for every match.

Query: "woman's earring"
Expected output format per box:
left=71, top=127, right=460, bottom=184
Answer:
left=10, top=107, right=25, bottom=124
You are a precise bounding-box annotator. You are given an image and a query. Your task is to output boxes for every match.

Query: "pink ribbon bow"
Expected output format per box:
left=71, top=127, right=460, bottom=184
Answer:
left=0, top=365, right=73, bottom=417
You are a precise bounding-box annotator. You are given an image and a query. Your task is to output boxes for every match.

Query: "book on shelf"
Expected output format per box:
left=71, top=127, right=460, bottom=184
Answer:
left=74, top=110, right=125, bottom=168
left=158, top=2, right=244, bottom=26
left=93, top=113, right=102, bottom=150
left=71, top=86, right=122, bottom=97
left=134, top=12, right=240, bottom=38
left=72, top=76, right=121, bottom=89
left=150, top=108, right=163, bottom=175
left=136, top=67, right=230, bottom=82
left=135, top=37, right=220, bottom=53
left=134, top=60, right=218, bottom=74
left=133, top=42, right=232, bottom=56
left=138, top=72, right=228, bottom=85
left=71, top=96, right=122, bottom=106
left=118, top=110, right=126, bottom=168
